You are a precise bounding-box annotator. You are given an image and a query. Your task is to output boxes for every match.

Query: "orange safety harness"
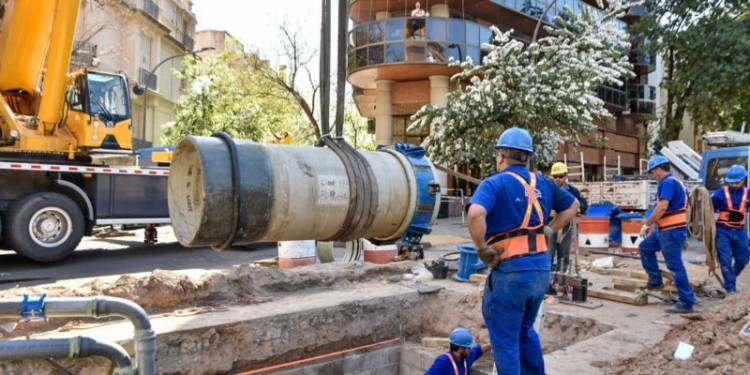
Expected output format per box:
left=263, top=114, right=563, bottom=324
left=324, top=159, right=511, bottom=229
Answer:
left=444, top=352, right=468, bottom=375
left=718, top=186, right=748, bottom=228
left=656, top=176, right=689, bottom=230
left=486, top=171, right=548, bottom=261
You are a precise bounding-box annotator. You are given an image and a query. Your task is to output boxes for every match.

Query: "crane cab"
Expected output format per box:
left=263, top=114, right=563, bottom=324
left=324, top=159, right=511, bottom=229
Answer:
left=65, top=69, right=133, bottom=152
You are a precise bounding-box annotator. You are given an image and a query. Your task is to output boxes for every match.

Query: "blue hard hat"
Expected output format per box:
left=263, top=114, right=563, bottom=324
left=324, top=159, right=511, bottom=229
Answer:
left=448, top=327, right=475, bottom=348
left=646, top=155, right=670, bottom=172
left=725, top=164, right=748, bottom=183
left=496, top=127, right=534, bottom=153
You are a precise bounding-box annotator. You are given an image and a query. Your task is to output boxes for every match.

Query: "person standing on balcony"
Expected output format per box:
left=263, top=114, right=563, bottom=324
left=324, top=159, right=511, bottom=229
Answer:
left=711, top=164, right=750, bottom=294
left=467, top=127, right=578, bottom=374
left=639, top=155, right=696, bottom=313
left=411, top=1, right=430, bottom=17
left=548, top=162, right=588, bottom=273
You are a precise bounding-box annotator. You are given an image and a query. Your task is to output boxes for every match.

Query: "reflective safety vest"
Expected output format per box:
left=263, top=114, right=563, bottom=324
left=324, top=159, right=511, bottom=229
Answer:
left=718, top=186, right=747, bottom=228
left=486, top=171, right=548, bottom=261
left=656, top=176, right=689, bottom=230
left=444, top=352, right=467, bottom=375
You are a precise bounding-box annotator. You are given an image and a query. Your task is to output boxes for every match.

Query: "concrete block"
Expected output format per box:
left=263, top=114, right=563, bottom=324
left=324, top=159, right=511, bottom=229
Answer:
left=421, top=337, right=450, bottom=348
left=342, top=351, right=366, bottom=373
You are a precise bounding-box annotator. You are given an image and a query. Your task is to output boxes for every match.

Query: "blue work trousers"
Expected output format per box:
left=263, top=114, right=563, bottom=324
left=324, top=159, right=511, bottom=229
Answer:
left=482, top=270, right=551, bottom=375
left=716, top=225, right=750, bottom=293
left=639, top=228, right=696, bottom=307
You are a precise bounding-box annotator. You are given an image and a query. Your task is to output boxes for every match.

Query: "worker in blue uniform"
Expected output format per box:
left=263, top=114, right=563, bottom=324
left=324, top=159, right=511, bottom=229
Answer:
left=639, top=155, right=697, bottom=313
left=548, top=162, right=589, bottom=272
left=467, top=127, right=578, bottom=375
left=425, top=328, right=491, bottom=375
left=710, top=164, right=750, bottom=294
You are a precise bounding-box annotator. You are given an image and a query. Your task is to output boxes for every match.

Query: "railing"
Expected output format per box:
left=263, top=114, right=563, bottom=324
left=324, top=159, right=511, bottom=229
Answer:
left=597, top=83, right=627, bottom=109
left=143, top=0, right=159, bottom=21
left=139, top=67, right=158, bottom=90
left=628, top=84, right=656, bottom=115
left=348, top=17, right=493, bottom=71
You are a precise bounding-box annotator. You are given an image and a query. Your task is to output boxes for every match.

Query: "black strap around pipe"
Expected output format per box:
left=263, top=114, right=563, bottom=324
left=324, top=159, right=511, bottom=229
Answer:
left=320, top=0, right=331, bottom=136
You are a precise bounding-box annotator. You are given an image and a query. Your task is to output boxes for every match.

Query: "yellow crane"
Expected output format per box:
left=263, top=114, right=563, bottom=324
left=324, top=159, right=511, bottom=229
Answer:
left=0, top=0, right=133, bottom=160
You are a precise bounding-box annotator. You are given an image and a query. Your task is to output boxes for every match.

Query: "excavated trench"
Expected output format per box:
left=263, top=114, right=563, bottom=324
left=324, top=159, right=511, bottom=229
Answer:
left=0, top=263, right=614, bottom=374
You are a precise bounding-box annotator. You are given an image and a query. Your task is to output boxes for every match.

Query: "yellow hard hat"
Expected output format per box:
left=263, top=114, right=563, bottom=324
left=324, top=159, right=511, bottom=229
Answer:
left=551, top=162, right=568, bottom=175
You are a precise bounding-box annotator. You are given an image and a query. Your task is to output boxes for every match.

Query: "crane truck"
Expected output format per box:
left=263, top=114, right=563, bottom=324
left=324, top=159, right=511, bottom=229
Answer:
left=0, top=0, right=169, bottom=262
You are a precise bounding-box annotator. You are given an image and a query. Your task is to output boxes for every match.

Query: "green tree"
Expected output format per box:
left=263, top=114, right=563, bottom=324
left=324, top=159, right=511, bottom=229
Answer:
left=409, top=3, right=633, bottom=177
left=162, top=40, right=301, bottom=145
left=633, top=0, right=750, bottom=141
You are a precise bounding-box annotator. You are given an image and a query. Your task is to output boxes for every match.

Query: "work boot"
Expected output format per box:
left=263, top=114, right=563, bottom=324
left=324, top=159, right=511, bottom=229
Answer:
left=645, top=283, right=664, bottom=290
left=666, top=303, right=694, bottom=314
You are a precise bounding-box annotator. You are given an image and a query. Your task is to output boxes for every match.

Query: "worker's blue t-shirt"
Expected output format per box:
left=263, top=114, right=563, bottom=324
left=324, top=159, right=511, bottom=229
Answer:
left=711, top=186, right=749, bottom=229
left=469, top=165, right=576, bottom=273
left=657, top=173, right=688, bottom=212
left=425, top=346, right=483, bottom=375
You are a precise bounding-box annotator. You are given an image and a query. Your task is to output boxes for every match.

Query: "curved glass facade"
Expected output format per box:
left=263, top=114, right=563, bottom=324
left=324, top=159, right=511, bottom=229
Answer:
left=628, top=84, right=656, bottom=115
left=348, top=17, right=493, bottom=70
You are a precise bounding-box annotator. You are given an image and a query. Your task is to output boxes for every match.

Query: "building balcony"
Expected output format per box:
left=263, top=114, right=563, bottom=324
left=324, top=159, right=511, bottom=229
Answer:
left=628, top=84, right=656, bottom=116
left=349, top=0, right=626, bottom=35
left=143, top=0, right=160, bottom=21
left=629, top=43, right=655, bottom=75
left=139, top=67, right=158, bottom=91
left=182, top=33, right=195, bottom=51
left=348, top=17, right=493, bottom=88
left=597, top=83, right=627, bottom=111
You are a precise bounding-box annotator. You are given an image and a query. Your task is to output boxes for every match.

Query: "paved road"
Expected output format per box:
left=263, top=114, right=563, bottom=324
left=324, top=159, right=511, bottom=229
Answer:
left=0, top=226, right=276, bottom=290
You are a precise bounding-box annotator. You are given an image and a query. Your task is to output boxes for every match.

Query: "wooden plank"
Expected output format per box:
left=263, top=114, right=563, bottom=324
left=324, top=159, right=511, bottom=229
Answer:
left=612, top=276, right=647, bottom=292
left=589, top=267, right=633, bottom=277
left=588, top=288, right=648, bottom=305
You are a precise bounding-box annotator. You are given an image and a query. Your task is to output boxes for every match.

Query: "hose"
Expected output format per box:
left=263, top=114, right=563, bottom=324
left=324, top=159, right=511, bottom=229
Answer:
left=689, top=186, right=724, bottom=288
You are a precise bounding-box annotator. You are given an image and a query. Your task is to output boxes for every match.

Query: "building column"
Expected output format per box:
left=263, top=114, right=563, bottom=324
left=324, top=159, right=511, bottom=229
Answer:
left=429, top=75, right=450, bottom=192
left=375, top=80, right=393, bottom=146
left=430, top=4, right=450, bottom=17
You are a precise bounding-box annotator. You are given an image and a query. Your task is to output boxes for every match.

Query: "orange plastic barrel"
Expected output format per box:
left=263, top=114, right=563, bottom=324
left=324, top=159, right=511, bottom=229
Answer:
left=364, top=243, right=398, bottom=264
left=620, top=218, right=644, bottom=253
left=577, top=217, right=610, bottom=251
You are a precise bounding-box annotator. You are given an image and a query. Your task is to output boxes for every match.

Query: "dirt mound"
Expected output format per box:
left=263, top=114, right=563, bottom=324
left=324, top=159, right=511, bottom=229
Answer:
left=82, top=269, right=213, bottom=308
left=607, top=290, right=750, bottom=374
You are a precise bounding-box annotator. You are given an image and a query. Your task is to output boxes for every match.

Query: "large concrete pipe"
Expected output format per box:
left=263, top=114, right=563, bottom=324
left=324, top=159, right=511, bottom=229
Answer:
left=168, top=135, right=440, bottom=248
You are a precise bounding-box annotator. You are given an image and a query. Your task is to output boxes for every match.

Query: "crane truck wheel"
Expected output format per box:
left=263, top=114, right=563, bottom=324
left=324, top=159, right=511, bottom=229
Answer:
left=4, top=192, right=85, bottom=262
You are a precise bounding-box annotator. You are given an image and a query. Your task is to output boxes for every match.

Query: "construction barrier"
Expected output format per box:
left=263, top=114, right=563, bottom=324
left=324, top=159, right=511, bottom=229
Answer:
left=578, top=217, right=610, bottom=251
left=278, top=241, right=317, bottom=268
left=619, top=213, right=644, bottom=253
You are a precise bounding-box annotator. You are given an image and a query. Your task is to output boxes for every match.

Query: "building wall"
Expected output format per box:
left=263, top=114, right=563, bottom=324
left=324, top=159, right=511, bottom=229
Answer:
left=74, top=0, right=197, bottom=148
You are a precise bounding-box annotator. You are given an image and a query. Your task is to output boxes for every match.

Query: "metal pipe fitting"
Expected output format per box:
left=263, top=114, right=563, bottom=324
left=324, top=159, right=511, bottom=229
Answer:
left=0, top=337, right=134, bottom=374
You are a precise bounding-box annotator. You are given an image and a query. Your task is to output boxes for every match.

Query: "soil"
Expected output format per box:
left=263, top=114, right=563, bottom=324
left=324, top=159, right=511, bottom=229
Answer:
left=607, top=289, right=750, bottom=375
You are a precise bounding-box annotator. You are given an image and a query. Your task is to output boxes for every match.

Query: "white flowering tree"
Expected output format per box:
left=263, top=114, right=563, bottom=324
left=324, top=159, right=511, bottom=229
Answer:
left=409, top=2, right=634, bottom=177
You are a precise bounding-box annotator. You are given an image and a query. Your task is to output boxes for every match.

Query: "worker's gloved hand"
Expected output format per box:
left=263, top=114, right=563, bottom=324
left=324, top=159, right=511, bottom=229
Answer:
left=478, top=246, right=501, bottom=268
left=640, top=224, right=650, bottom=238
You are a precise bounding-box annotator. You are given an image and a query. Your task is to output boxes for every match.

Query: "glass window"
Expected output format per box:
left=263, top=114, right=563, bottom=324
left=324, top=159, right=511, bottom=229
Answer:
left=427, top=42, right=446, bottom=63
left=427, top=18, right=447, bottom=41
left=705, top=157, right=748, bottom=190
left=466, top=22, right=479, bottom=46
left=355, top=25, right=368, bottom=47
left=368, top=21, right=384, bottom=43
left=480, top=27, right=492, bottom=45
left=468, top=46, right=480, bottom=65
left=406, top=41, right=426, bottom=62
left=348, top=50, right=358, bottom=69
left=356, top=48, right=368, bottom=67
left=87, top=72, right=129, bottom=119
left=448, top=19, right=465, bottom=42
left=408, top=18, right=427, bottom=40
left=368, top=45, right=384, bottom=65
left=386, top=18, right=405, bottom=41
left=446, top=43, right=464, bottom=63
left=385, top=43, right=405, bottom=63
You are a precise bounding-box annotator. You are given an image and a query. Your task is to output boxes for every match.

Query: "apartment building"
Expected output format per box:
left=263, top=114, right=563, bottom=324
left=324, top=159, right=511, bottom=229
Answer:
left=347, top=0, right=657, bottom=181
left=74, top=0, right=198, bottom=148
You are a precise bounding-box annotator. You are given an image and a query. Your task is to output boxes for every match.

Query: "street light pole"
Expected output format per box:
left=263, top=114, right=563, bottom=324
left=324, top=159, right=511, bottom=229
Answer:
left=139, top=47, right=213, bottom=148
